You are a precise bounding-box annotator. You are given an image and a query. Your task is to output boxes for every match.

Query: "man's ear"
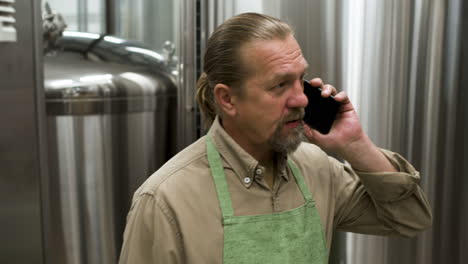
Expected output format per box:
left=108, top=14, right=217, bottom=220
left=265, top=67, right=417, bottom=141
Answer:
left=214, top=83, right=237, bottom=117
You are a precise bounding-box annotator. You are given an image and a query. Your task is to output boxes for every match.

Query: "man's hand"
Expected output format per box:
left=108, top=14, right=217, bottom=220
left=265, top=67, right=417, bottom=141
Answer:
left=304, top=78, right=397, bottom=173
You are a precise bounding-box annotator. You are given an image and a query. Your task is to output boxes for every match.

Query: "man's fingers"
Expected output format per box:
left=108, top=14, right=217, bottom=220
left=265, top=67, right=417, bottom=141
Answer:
left=309, top=78, right=337, bottom=98
left=333, top=91, right=350, bottom=103
left=321, top=84, right=337, bottom=97
left=310, top=78, right=322, bottom=87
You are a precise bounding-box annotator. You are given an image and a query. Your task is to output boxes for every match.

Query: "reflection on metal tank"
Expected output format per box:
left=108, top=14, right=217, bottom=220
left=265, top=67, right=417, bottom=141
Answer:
left=43, top=32, right=177, bottom=264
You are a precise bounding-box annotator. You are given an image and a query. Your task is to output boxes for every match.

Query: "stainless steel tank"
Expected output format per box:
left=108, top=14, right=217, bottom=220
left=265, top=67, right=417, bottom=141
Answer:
left=43, top=31, right=177, bottom=264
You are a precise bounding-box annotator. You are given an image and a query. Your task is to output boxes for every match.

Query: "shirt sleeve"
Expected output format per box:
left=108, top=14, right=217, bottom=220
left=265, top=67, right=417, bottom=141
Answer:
left=119, top=193, right=184, bottom=264
left=332, top=149, right=432, bottom=237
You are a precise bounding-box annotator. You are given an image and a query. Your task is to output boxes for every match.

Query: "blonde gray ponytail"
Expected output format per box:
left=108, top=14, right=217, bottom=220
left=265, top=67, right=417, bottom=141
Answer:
left=196, top=72, right=217, bottom=130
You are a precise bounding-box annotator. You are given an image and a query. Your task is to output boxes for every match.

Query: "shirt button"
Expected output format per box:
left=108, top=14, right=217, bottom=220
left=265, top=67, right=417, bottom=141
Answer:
left=244, top=177, right=251, bottom=184
left=255, top=168, right=263, bottom=175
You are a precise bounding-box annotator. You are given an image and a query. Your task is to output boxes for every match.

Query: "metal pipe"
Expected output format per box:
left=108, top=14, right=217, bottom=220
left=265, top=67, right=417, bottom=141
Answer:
left=105, top=0, right=116, bottom=35
left=176, top=0, right=198, bottom=150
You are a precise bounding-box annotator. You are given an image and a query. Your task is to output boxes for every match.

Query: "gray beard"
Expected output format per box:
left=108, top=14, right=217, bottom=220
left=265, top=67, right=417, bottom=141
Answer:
left=268, top=122, right=306, bottom=154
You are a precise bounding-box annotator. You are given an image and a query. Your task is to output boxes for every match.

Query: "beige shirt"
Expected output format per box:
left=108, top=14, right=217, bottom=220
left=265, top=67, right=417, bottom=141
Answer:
left=119, top=118, right=432, bottom=264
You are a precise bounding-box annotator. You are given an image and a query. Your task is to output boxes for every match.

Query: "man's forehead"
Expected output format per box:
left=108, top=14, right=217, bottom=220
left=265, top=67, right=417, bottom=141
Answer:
left=241, top=38, right=308, bottom=81
left=268, top=61, right=309, bottom=80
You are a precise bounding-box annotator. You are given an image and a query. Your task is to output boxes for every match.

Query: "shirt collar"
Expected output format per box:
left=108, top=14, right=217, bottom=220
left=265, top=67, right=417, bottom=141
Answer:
left=207, top=116, right=289, bottom=188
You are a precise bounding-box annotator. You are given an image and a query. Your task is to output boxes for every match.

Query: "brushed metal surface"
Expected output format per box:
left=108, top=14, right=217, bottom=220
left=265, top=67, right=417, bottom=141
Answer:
left=43, top=33, right=177, bottom=264
left=45, top=111, right=168, bottom=264
left=114, top=0, right=200, bottom=150
left=44, top=53, right=171, bottom=115
left=176, top=0, right=199, bottom=150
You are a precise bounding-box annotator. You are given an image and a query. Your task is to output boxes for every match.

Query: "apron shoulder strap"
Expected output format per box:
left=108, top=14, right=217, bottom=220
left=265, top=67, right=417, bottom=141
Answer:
left=287, top=159, right=314, bottom=202
left=206, top=136, right=235, bottom=217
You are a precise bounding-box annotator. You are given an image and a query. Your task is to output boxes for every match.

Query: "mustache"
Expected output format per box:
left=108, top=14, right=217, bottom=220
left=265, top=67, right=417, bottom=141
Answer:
left=283, top=108, right=305, bottom=123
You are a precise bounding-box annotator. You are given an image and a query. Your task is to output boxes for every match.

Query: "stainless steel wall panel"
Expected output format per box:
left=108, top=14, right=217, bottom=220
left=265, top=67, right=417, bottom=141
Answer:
left=460, top=5, right=468, bottom=262
left=0, top=0, right=45, bottom=263
left=336, top=0, right=464, bottom=263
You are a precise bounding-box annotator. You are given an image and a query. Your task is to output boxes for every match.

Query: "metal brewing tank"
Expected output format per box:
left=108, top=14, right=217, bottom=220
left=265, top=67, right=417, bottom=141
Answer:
left=43, top=32, right=177, bottom=264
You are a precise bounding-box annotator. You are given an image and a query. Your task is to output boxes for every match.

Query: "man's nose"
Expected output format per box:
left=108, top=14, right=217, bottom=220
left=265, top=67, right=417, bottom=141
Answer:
left=287, top=80, right=308, bottom=108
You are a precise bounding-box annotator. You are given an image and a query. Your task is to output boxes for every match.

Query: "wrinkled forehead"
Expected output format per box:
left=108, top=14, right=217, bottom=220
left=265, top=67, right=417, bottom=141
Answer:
left=239, top=35, right=308, bottom=81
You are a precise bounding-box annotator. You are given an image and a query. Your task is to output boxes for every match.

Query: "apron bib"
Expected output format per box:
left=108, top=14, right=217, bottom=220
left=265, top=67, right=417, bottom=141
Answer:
left=206, top=137, right=328, bottom=264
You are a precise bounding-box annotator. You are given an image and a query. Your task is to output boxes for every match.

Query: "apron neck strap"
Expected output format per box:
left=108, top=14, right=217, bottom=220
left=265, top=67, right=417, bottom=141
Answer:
left=287, top=159, right=314, bottom=201
left=207, top=136, right=235, bottom=217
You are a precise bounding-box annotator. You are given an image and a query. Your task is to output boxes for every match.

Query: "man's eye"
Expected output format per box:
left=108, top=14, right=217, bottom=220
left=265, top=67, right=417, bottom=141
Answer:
left=273, top=82, right=286, bottom=89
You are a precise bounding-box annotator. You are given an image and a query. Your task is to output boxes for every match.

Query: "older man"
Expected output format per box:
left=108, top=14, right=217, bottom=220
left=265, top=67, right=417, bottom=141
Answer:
left=119, top=12, right=431, bottom=264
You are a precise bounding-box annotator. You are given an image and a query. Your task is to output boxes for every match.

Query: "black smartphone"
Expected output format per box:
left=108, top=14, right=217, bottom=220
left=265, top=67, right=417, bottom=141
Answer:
left=303, top=80, right=340, bottom=134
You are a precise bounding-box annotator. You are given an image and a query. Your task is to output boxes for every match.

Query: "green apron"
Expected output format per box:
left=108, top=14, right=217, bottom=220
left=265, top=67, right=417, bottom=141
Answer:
left=206, top=137, right=328, bottom=264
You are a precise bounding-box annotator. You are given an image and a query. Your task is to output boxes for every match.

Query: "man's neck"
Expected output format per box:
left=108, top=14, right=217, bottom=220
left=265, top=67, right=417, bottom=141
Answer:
left=220, top=118, right=275, bottom=163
